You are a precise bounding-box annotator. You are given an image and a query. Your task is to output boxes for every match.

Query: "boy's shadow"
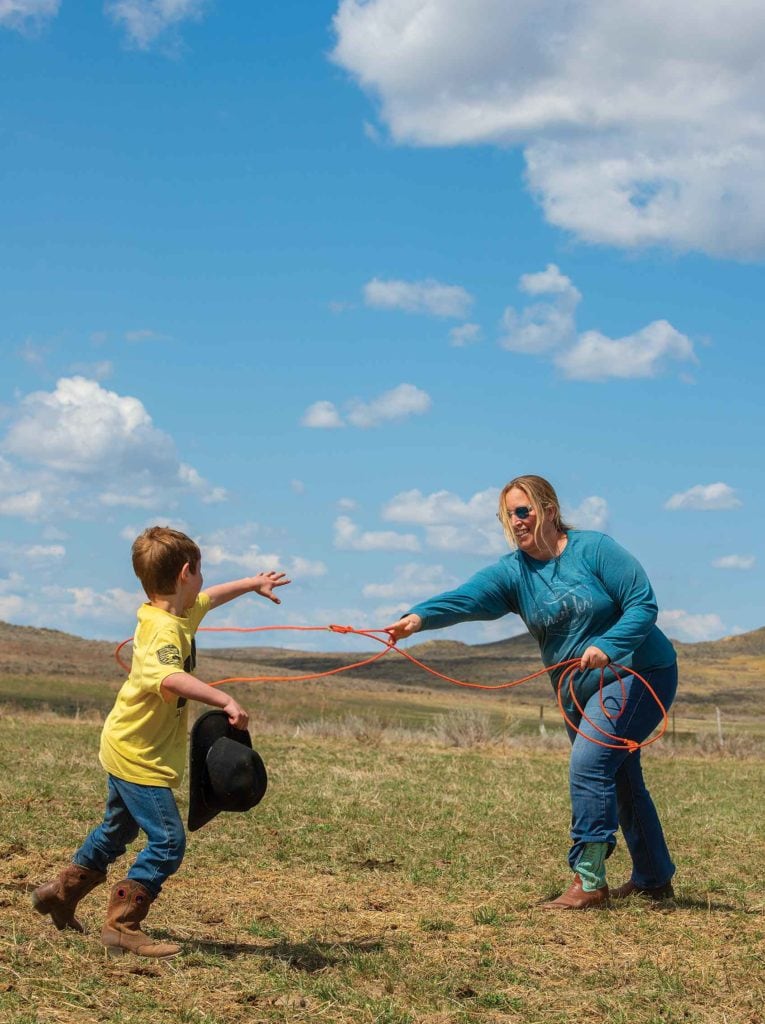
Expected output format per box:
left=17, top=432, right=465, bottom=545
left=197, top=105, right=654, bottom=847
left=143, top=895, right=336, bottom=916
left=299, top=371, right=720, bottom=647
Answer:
left=172, top=935, right=385, bottom=971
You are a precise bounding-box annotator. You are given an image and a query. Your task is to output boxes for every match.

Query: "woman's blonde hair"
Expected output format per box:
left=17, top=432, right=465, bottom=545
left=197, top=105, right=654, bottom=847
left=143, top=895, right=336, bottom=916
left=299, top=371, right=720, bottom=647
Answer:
left=497, top=475, right=574, bottom=554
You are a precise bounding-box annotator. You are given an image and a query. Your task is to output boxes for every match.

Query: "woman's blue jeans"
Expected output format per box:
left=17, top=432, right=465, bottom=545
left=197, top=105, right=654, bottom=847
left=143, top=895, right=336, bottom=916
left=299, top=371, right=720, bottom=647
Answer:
left=73, top=775, right=186, bottom=897
left=566, top=662, right=678, bottom=888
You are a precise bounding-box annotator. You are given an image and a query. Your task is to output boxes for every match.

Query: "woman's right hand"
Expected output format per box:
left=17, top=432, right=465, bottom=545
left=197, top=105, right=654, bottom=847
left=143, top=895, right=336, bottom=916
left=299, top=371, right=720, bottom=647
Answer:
left=384, top=614, right=423, bottom=641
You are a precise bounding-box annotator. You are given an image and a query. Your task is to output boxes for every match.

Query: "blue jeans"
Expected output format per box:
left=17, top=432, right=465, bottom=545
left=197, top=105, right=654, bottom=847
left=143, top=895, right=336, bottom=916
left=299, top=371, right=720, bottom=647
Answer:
left=74, top=775, right=186, bottom=897
left=566, top=662, right=678, bottom=888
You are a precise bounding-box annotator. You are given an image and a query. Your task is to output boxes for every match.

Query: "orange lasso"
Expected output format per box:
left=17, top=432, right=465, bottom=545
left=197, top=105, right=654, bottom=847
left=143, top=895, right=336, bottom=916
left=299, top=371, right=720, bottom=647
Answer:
left=114, top=624, right=668, bottom=753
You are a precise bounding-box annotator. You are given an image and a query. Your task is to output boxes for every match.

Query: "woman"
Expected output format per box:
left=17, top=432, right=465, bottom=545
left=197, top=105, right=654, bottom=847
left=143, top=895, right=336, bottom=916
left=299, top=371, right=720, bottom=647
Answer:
left=386, top=475, right=678, bottom=910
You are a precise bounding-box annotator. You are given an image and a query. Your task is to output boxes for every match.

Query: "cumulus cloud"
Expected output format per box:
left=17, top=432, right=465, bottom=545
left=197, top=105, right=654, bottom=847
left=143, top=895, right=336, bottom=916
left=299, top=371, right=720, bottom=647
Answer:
left=382, top=486, right=504, bottom=555
left=658, top=609, right=727, bottom=642
left=334, top=515, right=420, bottom=552
left=556, top=320, right=696, bottom=381
left=498, top=265, right=695, bottom=380
left=305, top=385, right=432, bottom=429
left=0, top=0, right=59, bottom=32
left=564, top=496, right=609, bottom=531
left=0, top=377, right=226, bottom=519
left=362, top=561, right=457, bottom=600
left=500, top=265, right=580, bottom=354
left=711, top=554, right=755, bottom=570
left=301, top=400, right=345, bottom=429
left=449, top=323, right=481, bottom=347
left=347, top=383, right=431, bottom=427
left=106, top=0, right=208, bottom=51
left=66, top=585, right=142, bottom=622
left=364, top=277, right=473, bottom=318
left=332, top=0, right=765, bottom=257
left=665, top=482, right=741, bottom=511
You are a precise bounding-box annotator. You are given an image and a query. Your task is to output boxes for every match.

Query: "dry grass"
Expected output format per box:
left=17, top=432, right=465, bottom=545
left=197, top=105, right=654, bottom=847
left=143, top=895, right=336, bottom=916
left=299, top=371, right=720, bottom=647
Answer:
left=2, top=710, right=765, bottom=1024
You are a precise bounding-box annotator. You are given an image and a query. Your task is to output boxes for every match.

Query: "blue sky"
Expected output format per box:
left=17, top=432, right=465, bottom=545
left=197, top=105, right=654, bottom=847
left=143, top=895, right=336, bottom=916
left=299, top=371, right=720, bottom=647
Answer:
left=1, top=0, right=762, bottom=651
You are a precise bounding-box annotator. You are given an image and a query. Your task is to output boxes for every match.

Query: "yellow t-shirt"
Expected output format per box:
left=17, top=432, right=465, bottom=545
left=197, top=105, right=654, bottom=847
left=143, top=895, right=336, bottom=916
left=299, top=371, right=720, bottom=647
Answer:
left=99, top=593, right=211, bottom=788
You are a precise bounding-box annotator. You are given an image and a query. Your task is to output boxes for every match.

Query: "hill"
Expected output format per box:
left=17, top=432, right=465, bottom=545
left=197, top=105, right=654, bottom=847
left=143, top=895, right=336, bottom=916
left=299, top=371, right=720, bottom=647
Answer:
left=1, top=619, right=763, bottom=725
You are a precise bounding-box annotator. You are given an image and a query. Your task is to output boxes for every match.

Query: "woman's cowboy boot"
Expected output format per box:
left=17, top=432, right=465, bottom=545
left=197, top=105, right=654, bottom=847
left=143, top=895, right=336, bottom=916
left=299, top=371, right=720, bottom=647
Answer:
left=31, top=863, right=107, bottom=932
left=541, top=874, right=610, bottom=910
left=101, top=879, right=180, bottom=958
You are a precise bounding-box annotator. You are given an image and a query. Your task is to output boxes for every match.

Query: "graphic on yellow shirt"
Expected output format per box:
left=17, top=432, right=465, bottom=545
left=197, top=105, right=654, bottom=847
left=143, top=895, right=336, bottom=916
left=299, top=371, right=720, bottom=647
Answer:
left=99, top=593, right=211, bottom=788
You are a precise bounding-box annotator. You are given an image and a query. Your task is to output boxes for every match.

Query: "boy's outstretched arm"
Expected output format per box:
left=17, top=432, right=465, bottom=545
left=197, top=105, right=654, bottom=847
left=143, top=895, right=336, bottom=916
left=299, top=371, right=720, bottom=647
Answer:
left=204, top=571, right=291, bottom=610
left=161, top=672, right=248, bottom=729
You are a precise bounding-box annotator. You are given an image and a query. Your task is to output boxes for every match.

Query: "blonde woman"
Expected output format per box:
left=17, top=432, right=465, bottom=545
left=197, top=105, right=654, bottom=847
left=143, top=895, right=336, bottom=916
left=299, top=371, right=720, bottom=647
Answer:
left=387, top=475, right=678, bottom=910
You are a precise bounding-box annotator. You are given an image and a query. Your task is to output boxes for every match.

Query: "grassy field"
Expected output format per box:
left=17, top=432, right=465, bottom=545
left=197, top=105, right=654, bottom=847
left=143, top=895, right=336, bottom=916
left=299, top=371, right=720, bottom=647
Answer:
left=1, top=708, right=764, bottom=1024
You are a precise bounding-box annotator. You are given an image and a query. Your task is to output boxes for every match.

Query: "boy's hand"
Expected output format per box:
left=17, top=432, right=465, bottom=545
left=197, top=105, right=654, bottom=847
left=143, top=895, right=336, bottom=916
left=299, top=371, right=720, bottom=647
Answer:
left=251, top=571, right=291, bottom=604
left=222, top=698, right=249, bottom=730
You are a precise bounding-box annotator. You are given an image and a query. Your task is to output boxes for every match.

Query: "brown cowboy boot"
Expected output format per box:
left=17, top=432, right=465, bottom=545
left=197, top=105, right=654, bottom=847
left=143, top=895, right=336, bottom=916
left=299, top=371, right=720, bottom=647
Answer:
left=31, top=863, right=107, bottom=932
left=101, top=879, right=180, bottom=958
left=541, top=874, right=610, bottom=910
left=611, top=878, right=674, bottom=901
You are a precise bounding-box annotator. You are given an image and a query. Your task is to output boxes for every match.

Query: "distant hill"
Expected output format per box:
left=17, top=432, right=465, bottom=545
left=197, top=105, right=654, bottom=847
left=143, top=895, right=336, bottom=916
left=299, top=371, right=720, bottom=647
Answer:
left=1, top=619, right=763, bottom=718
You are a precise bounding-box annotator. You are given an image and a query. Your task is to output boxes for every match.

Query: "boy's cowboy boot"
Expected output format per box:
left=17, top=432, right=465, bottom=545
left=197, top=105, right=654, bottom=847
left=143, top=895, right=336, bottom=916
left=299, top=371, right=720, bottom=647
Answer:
left=101, top=879, right=180, bottom=958
left=611, top=878, right=674, bottom=901
left=31, top=863, right=107, bottom=932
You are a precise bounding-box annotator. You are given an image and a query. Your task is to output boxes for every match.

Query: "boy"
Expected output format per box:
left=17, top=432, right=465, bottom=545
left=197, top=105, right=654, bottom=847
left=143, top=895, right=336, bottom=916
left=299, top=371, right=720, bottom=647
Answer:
left=32, top=526, right=290, bottom=958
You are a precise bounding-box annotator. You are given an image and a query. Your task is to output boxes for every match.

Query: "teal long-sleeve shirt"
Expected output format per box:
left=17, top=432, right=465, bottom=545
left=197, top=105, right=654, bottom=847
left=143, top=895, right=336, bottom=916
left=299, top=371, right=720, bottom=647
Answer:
left=408, top=530, right=676, bottom=711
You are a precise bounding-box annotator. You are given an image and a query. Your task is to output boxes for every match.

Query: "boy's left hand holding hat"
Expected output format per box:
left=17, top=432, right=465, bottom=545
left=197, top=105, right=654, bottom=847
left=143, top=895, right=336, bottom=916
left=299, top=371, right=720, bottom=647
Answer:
left=188, top=710, right=268, bottom=832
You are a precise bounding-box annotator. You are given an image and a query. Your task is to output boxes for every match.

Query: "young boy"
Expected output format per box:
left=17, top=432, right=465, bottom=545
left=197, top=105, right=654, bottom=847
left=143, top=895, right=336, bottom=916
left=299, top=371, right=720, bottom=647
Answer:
left=32, top=526, right=290, bottom=958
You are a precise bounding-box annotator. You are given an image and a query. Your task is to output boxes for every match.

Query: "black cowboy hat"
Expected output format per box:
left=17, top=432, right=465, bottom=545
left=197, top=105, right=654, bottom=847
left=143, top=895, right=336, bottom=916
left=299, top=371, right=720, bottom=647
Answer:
left=188, top=710, right=268, bottom=832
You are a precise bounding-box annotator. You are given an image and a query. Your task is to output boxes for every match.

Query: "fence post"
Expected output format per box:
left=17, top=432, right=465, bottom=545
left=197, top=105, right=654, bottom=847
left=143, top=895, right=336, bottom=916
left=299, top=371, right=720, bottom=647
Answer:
left=715, top=706, right=724, bottom=747
left=539, top=704, right=547, bottom=736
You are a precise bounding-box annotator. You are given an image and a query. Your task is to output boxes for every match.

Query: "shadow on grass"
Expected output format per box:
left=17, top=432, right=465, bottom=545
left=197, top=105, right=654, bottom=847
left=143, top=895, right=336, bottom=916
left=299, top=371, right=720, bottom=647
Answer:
left=179, top=935, right=385, bottom=971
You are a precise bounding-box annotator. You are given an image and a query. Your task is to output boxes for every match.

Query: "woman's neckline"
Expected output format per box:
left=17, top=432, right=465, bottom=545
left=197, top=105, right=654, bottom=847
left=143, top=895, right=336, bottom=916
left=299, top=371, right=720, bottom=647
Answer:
left=521, top=531, right=569, bottom=564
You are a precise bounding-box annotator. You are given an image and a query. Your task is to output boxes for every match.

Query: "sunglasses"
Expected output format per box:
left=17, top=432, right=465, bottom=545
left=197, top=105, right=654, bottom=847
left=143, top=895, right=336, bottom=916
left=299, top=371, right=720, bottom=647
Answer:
left=497, top=506, right=533, bottom=521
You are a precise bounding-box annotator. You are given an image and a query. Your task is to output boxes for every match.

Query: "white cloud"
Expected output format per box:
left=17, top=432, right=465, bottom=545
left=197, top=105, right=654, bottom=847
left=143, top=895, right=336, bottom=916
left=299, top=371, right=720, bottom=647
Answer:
left=0, top=594, right=24, bottom=620
left=500, top=264, right=580, bottom=354
left=382, top=486, right=504, bottom=554
left=105, top=0, right=208, bottom=51
left=23, top=544, right=65, bottom=560
left=290, top=556, right=327, bottom=578
left=337, top=497, right=357, bottom=511
left=658, top=609, right=727, bottom=642
left=66, top=586, right=142, bottom=621
left=0, top=377, right=226, bottom=518
left=449, top=323, right=481, bottom=347
left=383, top=486, right=499, bottom=525
left=0, top=0, right=59, bottom=32
left=362, top=562, right=457, bottom=600
left=332, top=0, right=765, bottom=258
left=497, top=265, right=695, bottom=380
left=564, top=496, right=609, bottom=531
left=665, top=482, right=741, bottom=511
left=711, top=554, right=755, bottom=570
left=290, top=479, right=306, bottom=495
left=556, top=320, right=696, bottom=381
left=346, top=383, right=431, bottom=428
left=334, top=515, right=420, bottom=552
left=177, top=463, right=227, bottom=504
left=424, top=524, right=504, bottom=556
left=301, top=400, right=345, bottom=429
left=364, top=277, right=473, bottom=318
left=0, top=489, right=44, bottom=518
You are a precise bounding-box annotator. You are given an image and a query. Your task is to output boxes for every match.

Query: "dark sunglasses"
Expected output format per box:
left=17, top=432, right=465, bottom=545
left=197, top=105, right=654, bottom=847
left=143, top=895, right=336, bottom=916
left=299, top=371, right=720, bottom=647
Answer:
left=497, top=506, right=533, bottom=521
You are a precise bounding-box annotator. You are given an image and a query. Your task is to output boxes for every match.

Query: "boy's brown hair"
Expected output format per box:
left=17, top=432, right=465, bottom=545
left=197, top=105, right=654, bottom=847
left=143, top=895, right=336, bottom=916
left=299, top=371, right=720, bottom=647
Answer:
left=132, top=526, right=201, bottom=598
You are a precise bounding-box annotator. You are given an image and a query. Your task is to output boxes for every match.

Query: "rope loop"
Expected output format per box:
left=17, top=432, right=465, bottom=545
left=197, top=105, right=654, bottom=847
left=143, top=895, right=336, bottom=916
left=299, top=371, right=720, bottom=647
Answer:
left=114, top=623, right=668, bottom=752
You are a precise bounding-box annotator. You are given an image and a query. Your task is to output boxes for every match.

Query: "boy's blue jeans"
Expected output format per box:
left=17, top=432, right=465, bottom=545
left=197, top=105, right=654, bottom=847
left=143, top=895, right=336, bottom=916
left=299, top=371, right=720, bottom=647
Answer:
left=565, top=662, right=678, bottom=888
left=74, top=775, right=186, bottom=897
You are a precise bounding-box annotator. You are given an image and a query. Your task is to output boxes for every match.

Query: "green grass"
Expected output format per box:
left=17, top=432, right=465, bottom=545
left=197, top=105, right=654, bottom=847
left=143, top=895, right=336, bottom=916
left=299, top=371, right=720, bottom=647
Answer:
left=1, top=711, right=764, bottom=1023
